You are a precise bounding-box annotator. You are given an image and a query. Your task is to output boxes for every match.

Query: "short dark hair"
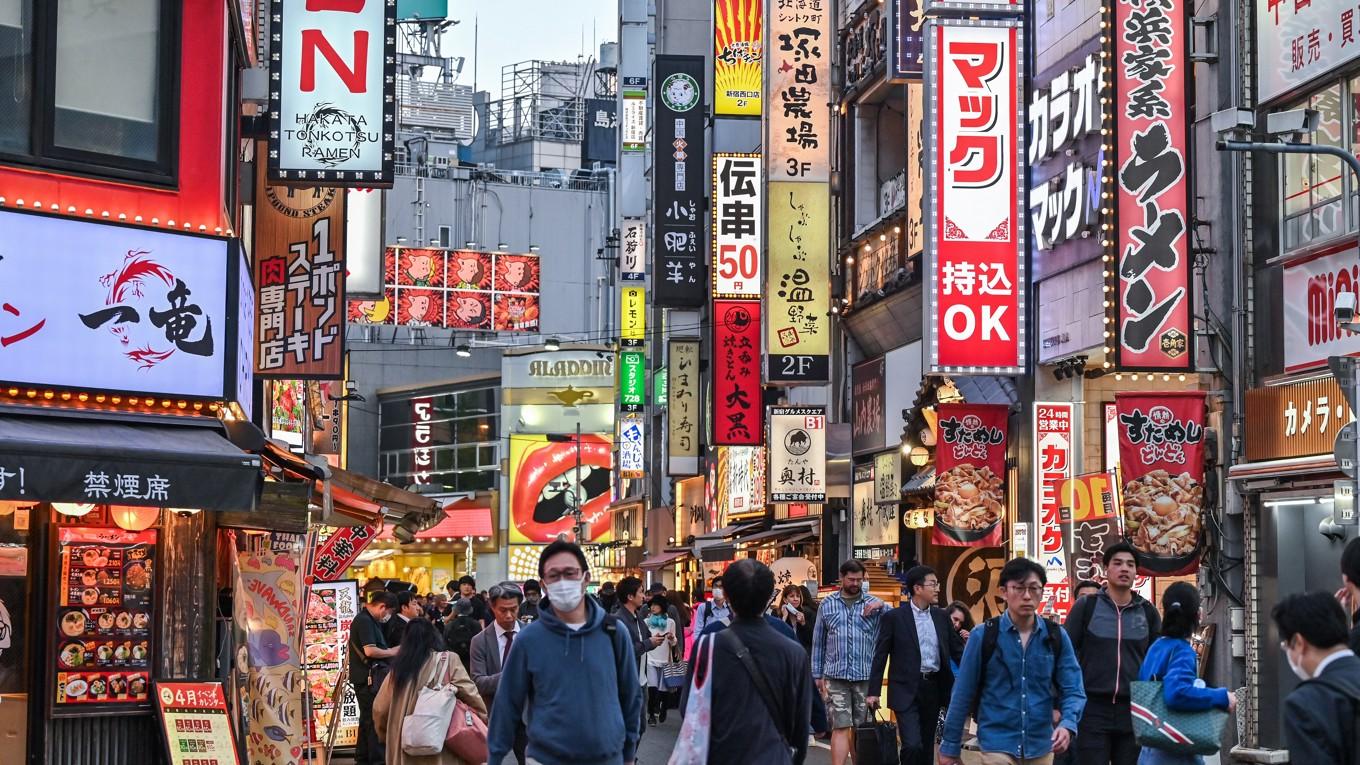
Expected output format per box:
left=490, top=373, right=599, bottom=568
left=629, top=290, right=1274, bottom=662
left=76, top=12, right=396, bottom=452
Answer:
left=1073, top=580, right=1102, bottom=598
left=1343, top=538, right=1360, bottom=589
left=1159, top=581, right=1201, bottom=638
left=617, top=576, right=644, bottom=603
left=840, top=559, right=867, bottom=577
left=538, top=540, right=590, bottom=578
left=368, top=591, right=398, bottom=609
left=1102, top=542, right=1141, bottom=568
left=523, top=578, right=542, bottom=594
left=458, top=575, right=476, bottom=588
left=724, top=559, right=776, bottom=619
left=1272, top=591, right=1350, bottom=649
left=648, top=582, right=666, bottom=594
left=904, top=565, right=938, bottom=596
left=998, top=557, right=1046, bottom=588
left=396, top=591, right=415, bottom=609
left=647, top=594, right=671, bottom=613
left=711, top=575, right=724, bottom=587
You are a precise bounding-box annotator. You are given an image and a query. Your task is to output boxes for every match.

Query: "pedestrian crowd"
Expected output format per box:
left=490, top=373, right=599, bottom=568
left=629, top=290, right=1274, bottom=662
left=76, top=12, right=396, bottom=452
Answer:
left=344, top=538, right=1360, bottom=765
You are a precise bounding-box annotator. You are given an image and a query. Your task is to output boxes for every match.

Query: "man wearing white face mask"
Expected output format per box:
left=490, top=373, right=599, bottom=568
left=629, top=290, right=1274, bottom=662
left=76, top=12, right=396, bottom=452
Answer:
left=693, top=575, right=732, bottom=635
left=487, top=540, right=643, bottom=765
left=1273, top=591, right=1360, bottom=765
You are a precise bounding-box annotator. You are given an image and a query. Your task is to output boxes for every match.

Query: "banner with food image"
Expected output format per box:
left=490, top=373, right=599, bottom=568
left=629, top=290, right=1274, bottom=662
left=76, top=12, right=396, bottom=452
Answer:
left=933, top=403, right=1009, bottom=548
left=304, top=580, right=359, bottom=747
left=1115, top=391, right=1207, bottom=575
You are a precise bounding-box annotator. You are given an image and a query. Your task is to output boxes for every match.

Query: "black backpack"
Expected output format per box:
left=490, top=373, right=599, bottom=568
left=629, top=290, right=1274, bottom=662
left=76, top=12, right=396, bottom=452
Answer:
left=443, top=616, right=481, bottom=667
left=969, top=615, right=1066, bottom=717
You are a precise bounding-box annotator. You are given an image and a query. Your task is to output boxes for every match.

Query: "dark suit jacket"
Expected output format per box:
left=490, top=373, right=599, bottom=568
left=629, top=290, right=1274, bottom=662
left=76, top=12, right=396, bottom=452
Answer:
left=868, top=602, right=965, bottom=711
left=469, top=623, right=509, bottom=708
left=1284, top=653, right=1360, bottom=765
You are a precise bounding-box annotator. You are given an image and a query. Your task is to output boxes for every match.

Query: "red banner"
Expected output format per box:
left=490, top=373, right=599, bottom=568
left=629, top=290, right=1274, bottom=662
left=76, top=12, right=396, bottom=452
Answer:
left=1114, top=0, right=1191, bottom=368
left=1060, top=472, right=1122, bottom=586
left=310, top=525, right=379, bottom=582
left=1115, top=391, right=1206, bottom=574
left=933, top=403, right=1008, bottom=547
left=712, top=300, right=762, bottom=445
left=1035, top=403, right=1074, bottom=617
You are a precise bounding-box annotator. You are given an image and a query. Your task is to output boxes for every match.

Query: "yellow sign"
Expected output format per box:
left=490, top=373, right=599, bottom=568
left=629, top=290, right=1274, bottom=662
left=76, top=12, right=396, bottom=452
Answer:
left=714, top=0, right=763, bottom=116
left=766, top=182, right=830, bottom=382
left=622, top=286, right=646, bottom=345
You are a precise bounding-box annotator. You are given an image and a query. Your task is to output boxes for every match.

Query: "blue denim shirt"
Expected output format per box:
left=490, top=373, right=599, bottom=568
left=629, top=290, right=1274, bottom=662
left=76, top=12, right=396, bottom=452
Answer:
left=939, top=611, right=1086, bottom=759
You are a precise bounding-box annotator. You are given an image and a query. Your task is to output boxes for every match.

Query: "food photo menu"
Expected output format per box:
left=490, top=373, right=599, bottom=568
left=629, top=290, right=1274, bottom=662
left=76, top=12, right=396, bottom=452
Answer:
left=52, top=527, right=156, bottom=713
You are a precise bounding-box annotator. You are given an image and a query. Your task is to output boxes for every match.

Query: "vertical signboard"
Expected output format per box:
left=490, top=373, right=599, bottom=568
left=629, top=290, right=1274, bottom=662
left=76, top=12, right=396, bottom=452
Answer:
left=622, top=77, right=648, bottom=153
left=853, top=462, right=899, bottom=560
left=874, top=451, right=901, bottom=505
left=713, top=153, right=764, bottom=298
left=714, top=0, right=763, bottom=116
left=933, top=402, right=1009, bottom=547
left=668, top=339, right=702, bottom=474
left=345, top=188, right=384, bottom=297
left=1060, top=472, right=1121, bottom=585
left=769, top=406, right=827, bottom=502
left=254, top=163, right=347, bottom=378
left=767, top=1, right=831, bottom=181
left=268, top=0, right=397, bottom=184
left=925, top=19, right=1025, bottom=373
left=411, top=396, right=434, bottom=486
left=766, top=182, right=831, bottom=383
left=851, top=358, right=887, bottom=453
left=621, top=286, right=646, bottom=345
left=619, top=350, right=646, bottom=412
left=1113, top=0, right=1191, bottom=369
left=653, top=56, right=707, bottom=307
left=1115, top=391, right=1207, bottom=575
left=713, top=300, right=763, bottom=446
left=1034, top=403, right=1074, bottom=617
left=906, top=82, right=925, bottom=259
left=620, top=413, right=646, bottom=479
left=621, top=220, right=647, bottom=281
left=892, top=0, right=926, bottom=77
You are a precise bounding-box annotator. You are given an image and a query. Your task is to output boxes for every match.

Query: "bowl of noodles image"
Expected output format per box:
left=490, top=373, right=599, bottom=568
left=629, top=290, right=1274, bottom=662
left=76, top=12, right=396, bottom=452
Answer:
left=933, top=465, right=1005, bottom=543
left=1122, top=469, right=1204, bottom=574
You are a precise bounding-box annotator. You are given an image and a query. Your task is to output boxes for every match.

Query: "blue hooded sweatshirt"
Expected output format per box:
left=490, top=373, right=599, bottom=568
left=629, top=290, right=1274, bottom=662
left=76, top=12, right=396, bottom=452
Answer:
left=488, top=595, right=643, bottom=764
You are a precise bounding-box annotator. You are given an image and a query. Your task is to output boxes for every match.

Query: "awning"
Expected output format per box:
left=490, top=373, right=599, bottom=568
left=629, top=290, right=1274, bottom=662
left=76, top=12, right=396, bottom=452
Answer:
left=377, top=497, right=493, bottom=541
left=639, top=550, right=693, bottom=570
left=0, top=412, right=259, bottom=511
left=694, top=522, right=763, bottom=541
left=902, top=466, right=937, bottom=495
left=1227, top=455, right=1338, bottom=481
left=737, top=520, right=820, bottom=547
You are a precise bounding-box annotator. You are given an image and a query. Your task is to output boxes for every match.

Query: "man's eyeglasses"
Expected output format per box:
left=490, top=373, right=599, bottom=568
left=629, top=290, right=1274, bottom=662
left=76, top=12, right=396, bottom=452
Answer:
left=1006, top=584, right=1044, bottom=597
left=919, top=580, right=941, bottom=589
left=542, top=567, right=584, bottom=584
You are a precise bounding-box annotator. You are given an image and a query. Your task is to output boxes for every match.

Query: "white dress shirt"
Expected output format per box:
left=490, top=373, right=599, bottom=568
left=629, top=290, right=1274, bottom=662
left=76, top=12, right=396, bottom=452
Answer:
left=911, top=600, right=940, bottom=672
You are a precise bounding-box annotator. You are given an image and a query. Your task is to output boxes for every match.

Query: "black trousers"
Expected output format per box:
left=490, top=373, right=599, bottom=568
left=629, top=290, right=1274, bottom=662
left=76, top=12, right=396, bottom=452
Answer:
left=1075, top=698, right=1140, bottom=765
left=354, top=685, right=386, bottom=765
left=893, top=672, right=943, bottom=765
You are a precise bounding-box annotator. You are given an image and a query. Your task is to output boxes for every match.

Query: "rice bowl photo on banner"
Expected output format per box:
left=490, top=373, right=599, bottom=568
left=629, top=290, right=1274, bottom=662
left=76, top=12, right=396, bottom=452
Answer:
left=449, top=250, right=492, bottom=290
left=396, top=288, right=442, bottom=326
left=445, top=291, right=493, bottom=330
left=509, top=434, right=615, bottom=545
left=395, top=248, right=446, bottom=287
left=495, top=254, right=541, bottom=292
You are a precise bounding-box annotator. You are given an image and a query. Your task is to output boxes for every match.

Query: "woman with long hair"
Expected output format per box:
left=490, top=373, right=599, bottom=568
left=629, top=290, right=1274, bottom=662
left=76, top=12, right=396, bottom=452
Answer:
left=1136, top=582, right=1235, bottom=765
left=373, top=619, right=487, bottom=765
left=778, top=583, right=817, bottom=651
left=643, top=594, right=679, bottom=725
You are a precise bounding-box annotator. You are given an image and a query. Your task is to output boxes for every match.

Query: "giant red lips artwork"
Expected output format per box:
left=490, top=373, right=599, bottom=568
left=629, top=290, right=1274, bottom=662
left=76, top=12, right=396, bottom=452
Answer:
left=509, top=434, right=614, bottom=544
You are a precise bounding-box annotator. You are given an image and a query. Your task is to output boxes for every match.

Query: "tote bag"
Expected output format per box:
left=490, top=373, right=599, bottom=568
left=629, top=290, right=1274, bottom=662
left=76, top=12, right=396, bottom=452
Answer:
left=402, top=653, right=459, bottom=756
left=666, top=635, right=716, bottom=765
left=1130, top=679, right=1228, bottom=755
left=445, top=697, right=489, bottom=762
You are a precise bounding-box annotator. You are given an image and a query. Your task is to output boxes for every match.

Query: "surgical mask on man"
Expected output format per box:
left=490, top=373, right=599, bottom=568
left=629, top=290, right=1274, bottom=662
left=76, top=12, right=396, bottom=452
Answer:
left=712, top=587, right=724, bottom=601
left=1284, top=640, right=1310, bottom=680
left=546, top=580, right=584, bottom=611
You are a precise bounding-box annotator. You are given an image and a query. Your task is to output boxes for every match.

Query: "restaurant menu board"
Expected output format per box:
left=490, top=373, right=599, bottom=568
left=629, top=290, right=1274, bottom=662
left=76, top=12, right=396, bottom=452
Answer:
left=304, top=580, right=360, bottom=747
left=154, top=680, right=243, bottom=765
left=53, top=527, right=156, bottom=713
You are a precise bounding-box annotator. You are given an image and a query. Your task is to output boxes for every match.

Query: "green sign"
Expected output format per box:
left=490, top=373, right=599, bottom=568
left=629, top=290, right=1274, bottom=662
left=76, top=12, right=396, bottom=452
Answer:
left=397, top=0, right=448, bottom=20
left=620, top=351, right=646, bottom=411
left=655, top=368, right=668, bottom=405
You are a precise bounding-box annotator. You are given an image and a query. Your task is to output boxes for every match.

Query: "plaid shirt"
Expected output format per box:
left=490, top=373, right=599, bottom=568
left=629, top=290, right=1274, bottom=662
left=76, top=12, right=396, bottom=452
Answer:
left=811, top=590, right=884, bottom=681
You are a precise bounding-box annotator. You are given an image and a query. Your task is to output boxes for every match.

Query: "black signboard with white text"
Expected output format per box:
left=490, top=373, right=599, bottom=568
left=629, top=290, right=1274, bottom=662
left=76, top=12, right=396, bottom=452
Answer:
left=583, top=97, right=618, bottom=166
left=652, top=55, right=707, bottom=307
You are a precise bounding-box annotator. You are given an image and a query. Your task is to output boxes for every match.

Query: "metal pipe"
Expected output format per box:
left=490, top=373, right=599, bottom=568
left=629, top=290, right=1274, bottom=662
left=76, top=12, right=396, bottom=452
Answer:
left=1217, top=139, right=1360, bottom=189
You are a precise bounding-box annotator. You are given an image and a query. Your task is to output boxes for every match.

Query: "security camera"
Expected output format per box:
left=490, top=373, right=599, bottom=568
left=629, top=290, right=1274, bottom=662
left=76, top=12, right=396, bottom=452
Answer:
left=1266, top=108, right=1320, bottom=140
left=1209, top=108, right=1255, bottom=137
left=1337, top=291, right=1359, bottom=332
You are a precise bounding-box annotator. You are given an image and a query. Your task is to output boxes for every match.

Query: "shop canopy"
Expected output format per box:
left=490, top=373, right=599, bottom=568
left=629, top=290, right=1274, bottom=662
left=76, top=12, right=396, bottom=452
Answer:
left=0, top=411, right=260, bottom=511
left=639, top=549, right=693, bottom=570
left=376, top=497, right=493, bottom=541
left=736, top=520, right=820, bottom=548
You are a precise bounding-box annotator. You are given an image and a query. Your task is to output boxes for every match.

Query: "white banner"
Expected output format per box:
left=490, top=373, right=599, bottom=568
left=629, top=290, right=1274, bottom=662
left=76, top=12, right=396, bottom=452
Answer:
left=1283, top=243, right=1360, bottom=373
left=767, top=1, right=832, bottom=182
left=712, top=154, right=764, bottom=298
left=874, top=451, right=900, bottom=505
left=769, top=406, right=827, bottom=503
left=1256, top=0, right=1360, bottom=103
left=621, top=220, right=647, bottom=281
left=620, top=413, right=645, bottom=478
left=345, top=188, right=383, bottom=296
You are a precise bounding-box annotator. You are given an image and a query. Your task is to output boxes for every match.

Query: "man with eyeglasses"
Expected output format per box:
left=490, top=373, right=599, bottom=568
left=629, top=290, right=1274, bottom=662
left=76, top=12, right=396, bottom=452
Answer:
left=488, top=540, right=643, bottom=765
left=812, top=559, right=886, bottom=765
left=472, top=582, right=528, bottom=763
left=867, top=565, right=965, bottom=765
left=940, top=558, right=1085, bottom=765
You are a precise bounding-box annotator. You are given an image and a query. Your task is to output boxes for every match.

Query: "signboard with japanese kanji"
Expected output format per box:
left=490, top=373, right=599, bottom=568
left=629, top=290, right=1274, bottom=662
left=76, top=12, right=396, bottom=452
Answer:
left=1030, top=54, right=1102, bottom=252
left=715, top=0, right=763, bottom=116
left=668, top=339, right=701, bottom=474
left=1034, top=402, right=1074, bottom=617
left=1256, top=0, right=1360, bottom=103
left=874, top=450, right=900, bottom=505
left=621, top=220, right=647, bottom=281
left=0, top=208, right=246, bottom=402
left=620, top=413, right=646, bottom=479
left=621, top=286, right=646, bottom=346
left=892, top=0, right=926, bottom=77
left=254, top=165, right=347, bottom=379
left=925, top=19, right=1026, bottom=374
left=1113, top=0, right=1192, bottom=369
left=767, top=1, right=831, bottom=182
left=713, top=300, right=763, bottom=446
left=713, top=154, right=764, bottom=299
left=620, top=350, right=645, bottom=412
left=769, top=407, right=827, bottom=502
left=766, top=182, right=830, bottom=383
left=653, top=56, right=707, bottom=307
left=622, top=79, right=647, bottom=153
left=310, top=526, right=379, bottom=582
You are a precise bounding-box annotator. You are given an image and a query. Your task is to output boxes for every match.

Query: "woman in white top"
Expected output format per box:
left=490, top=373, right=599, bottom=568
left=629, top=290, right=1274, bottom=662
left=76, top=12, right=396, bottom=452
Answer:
left=643, top=594, right=678, bottom=725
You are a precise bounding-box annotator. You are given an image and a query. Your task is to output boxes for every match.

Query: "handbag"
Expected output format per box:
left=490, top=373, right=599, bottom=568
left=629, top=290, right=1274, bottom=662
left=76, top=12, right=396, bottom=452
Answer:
left=401, top=653, right=459, bottom=756
left=662, top=660, right=689, bottom=689
left=854, top=710, right=899, bottom=765
left=445, top=698, right=489, bottom=762
left=1130, top=679, right=1228, bottom=755
left=667, top=635, right=716, bottom=765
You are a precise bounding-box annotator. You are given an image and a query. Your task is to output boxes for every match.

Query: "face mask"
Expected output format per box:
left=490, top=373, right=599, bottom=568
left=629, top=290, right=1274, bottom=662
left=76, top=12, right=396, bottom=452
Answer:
left=380, top=612, right=392, bottom=624
left=1285, top=641, right=1309, bottom=680
left=546, top=580, right=584, bottom=612
left=712, top=587, right=724, bottom=601
left=648, top=615, right=667, bottom=629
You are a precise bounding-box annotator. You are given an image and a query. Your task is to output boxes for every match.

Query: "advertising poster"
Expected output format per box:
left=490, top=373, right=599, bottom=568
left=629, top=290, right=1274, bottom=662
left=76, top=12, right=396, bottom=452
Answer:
left=768, top=407, right=827, bottom=502
left=767, top=0, right=830, bottom=181
left=1116, top=391, right=1207, bottom=575
left=270, top=380, right=307, bottom=447
left=933, top=402, right=1009, bottom=548
left=350, top=248, right=541, bottom=332
left=620, top=413, right=646, bottom=479
left=667, top=340, right=702, bottom=474
left=52, top=527, right=156, bottom=714
left=851, top=358, right=887, bottom=454
left=874, top=451, right=900, bottom=506
left=906, top=81, right=925, bottom=259
left=926, top=19, right=1026, bottom=373
left=653, top=56, right=707, bottom=306
left=716, top=446, right=765, bottom=522
left=153, top=681, right=243, bottom=765
left=304, top=580, right=360, bottom=748
left=235, top=548, right=305, bottom=765
left=345, top=188, right=384, bottom=297
left=1060, top=472, right=1121, bottom=586
left=268, top=0, right=396, bottom=184
left=1034, top=403, right=1074, bottom=617
left=1114, top=0, right=1191, bottom=368
left=712, top=154, right=764, bottom=298
left=508, top=434, right=614, bottom=544
left=712, top=300, right=763, bottom=445
left=853, top=463, right=898, bottom=560
left=766, top=182, right=831, bottom=383
left=1281, top=243, right=1360, bottom=373
left=714, top=0, right=763, bottom=116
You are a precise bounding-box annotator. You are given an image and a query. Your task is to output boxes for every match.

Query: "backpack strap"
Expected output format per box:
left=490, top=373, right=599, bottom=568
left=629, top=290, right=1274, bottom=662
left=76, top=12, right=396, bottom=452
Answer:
left=970, top=617, right=1002, bottom=718
left=718, top=628, right=792, bottom=749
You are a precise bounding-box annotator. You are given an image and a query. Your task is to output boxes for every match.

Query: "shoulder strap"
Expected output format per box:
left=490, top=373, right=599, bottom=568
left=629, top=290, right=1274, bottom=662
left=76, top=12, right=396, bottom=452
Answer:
left=719, top=628, right=792, bottom=748
left=1045, top=617, right=1065, bottom=688
left=971, top=617, right=1002, bottom=717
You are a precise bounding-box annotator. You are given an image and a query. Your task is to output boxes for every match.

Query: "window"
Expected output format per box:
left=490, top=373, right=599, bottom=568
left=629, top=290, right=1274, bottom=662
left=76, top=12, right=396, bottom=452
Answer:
left=438, top=225, right=452, bottom=248
left=1282, top=84, right=1344, bottom=250
left=0, top=0, right=176, bottom=179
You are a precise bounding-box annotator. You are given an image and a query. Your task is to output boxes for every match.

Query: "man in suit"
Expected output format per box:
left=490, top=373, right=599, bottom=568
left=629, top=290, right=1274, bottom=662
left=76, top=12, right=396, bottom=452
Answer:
left=1273, top=591, right=1360, bottom=765
left=382, top=590, right=423, bottom=647
left=471, top=581, right=528, bottom=764
left=868, top=565, right=966, bottom=765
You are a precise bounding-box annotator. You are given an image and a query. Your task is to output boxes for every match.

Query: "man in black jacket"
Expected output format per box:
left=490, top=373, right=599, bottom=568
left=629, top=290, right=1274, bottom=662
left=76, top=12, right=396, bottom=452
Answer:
left=867, top=565, right=965, bottom=765
left=683, top=558, right=811, bottom=765
left=1063, top=542, right=1161, bottom=765
left=1275, top=591, right=1360, bottom=765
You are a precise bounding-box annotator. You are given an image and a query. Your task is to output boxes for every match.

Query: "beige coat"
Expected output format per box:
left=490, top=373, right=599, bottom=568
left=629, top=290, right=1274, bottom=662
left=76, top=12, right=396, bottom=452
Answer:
left=373, top=650, right=489, bottom=765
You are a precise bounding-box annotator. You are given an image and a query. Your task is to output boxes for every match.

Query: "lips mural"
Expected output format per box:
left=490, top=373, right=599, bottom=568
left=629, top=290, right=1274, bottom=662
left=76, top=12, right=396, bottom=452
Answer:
left=509, top=434, right=615, bottom=544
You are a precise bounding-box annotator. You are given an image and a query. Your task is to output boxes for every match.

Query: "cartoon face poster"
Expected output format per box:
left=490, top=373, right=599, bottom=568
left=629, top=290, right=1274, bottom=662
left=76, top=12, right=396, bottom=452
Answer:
left=495, top=254, right=541, bottom=293
left=374, top=247, right=542, bottom=332
left=396, top=289, right=441, bottom=326
left=446, top=292, right=492, bottom=330
left=395, top=248, right=446, bottom=287
left=494, top=294, right=540, bottom=331
left=448, top=251, right=492, bottom=290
